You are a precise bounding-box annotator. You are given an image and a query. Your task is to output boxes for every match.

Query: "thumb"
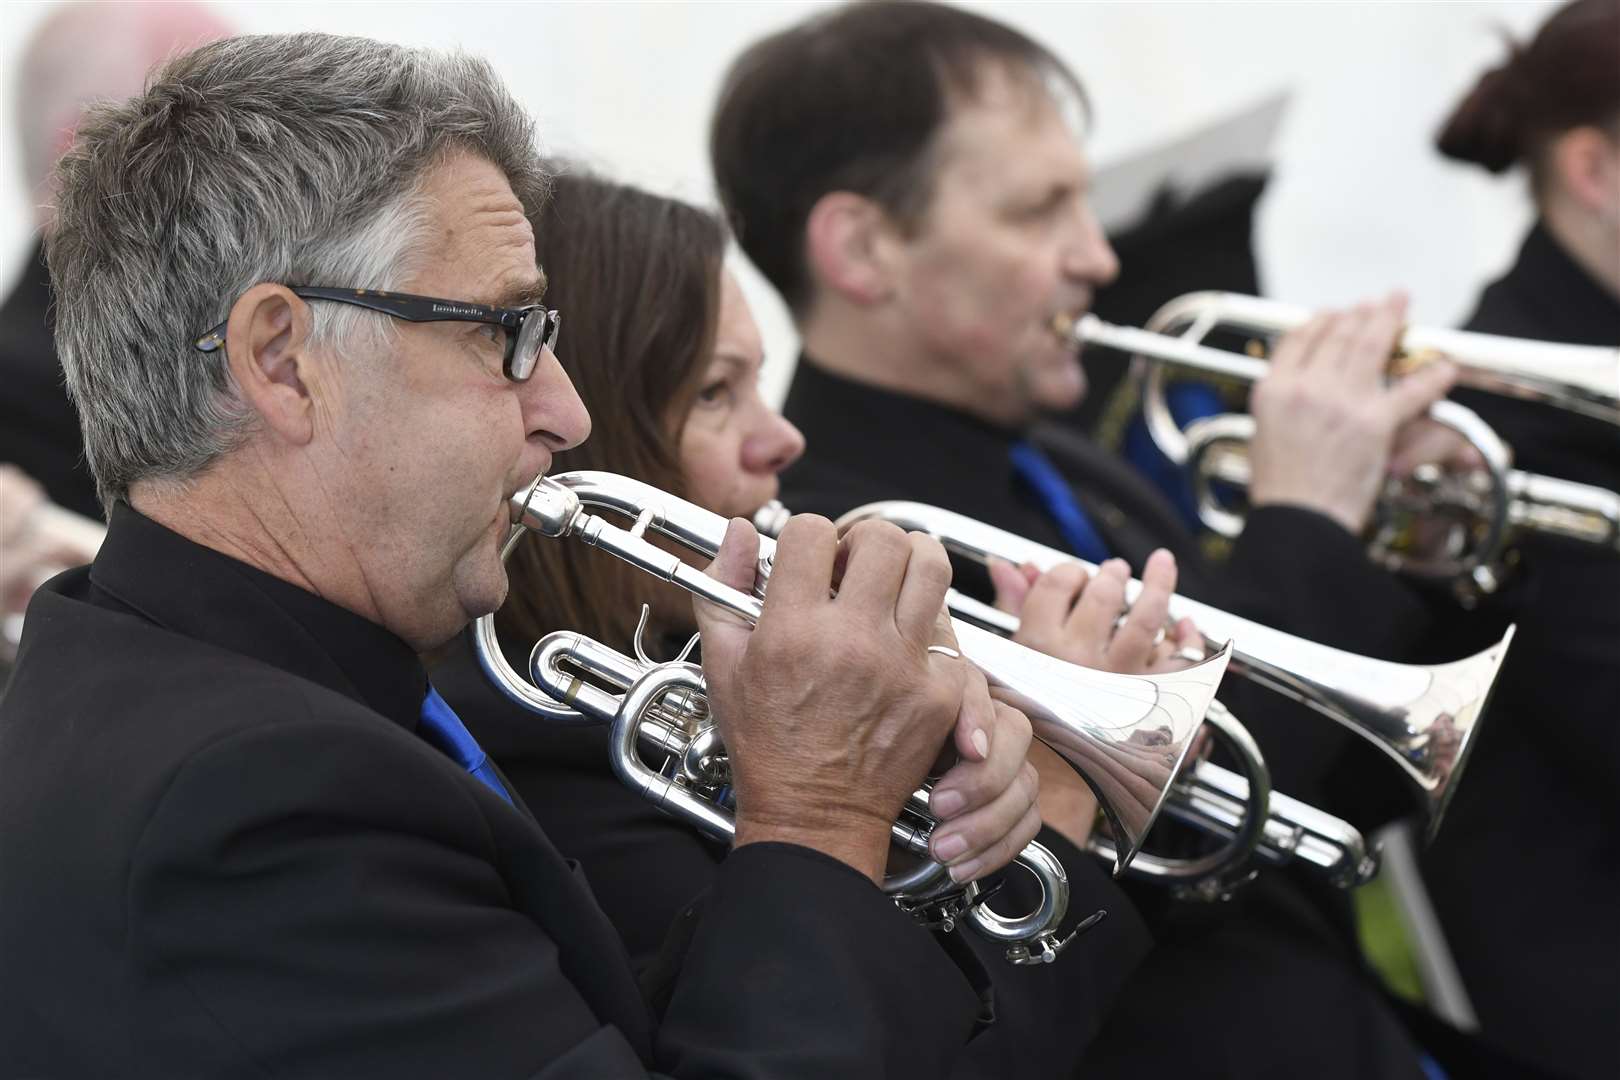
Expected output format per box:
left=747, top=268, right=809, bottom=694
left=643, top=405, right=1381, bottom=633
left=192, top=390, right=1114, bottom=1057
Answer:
left=988, top=556, right=1032, bottom=616
left=692, top=518, right=760, bottom=671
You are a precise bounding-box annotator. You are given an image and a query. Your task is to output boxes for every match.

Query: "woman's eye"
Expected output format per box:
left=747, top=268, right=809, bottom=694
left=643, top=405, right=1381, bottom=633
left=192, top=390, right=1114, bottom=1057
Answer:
left=696, top=380, right=734, bottom=407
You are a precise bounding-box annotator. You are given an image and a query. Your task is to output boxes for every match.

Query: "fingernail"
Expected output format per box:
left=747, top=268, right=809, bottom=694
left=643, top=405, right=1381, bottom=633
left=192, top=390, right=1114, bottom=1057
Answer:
left=933, top=831, right=969, bottom=862
left=970, top=727, right=990, bottom=759
left=930, top=788, right=966, bottom=818
left=948, top=856, right=983, bottom=884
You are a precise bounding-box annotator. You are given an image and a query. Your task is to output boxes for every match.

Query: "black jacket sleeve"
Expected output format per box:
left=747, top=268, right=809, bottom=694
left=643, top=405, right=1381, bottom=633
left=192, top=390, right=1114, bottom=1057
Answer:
left=1205, top=504, right=1440, bottom=813
left=474, top=707, right=1153, bottom=1079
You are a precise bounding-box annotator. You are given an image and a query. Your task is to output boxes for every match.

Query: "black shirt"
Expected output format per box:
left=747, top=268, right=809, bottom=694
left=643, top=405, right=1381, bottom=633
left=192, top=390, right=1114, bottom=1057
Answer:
left=0, top=241, right=101, bottom=519
left=1418, top=223, right=1620, bottom=1080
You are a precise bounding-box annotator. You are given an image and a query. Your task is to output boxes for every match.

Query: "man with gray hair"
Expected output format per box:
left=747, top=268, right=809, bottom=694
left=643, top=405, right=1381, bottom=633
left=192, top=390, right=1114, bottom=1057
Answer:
left=1, top=1, right=234, bottom=662
left=0, top=32, right=1042, bottom=1078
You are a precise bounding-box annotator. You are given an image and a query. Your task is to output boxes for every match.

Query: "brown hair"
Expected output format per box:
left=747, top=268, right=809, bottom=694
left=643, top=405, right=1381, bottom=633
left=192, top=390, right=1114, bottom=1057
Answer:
left=1437, top=0, right=1620, bottom=188
left=711, top=0, right=1086, bottom=315
left=497, top=166, right=728, bottom=651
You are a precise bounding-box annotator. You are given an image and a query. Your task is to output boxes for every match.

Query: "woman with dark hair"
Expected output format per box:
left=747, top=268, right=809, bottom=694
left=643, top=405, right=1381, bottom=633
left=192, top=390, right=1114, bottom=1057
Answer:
left=1419, top=3, right=1619, bottom=1075
left=428, top=167, right=1161, bottom=1078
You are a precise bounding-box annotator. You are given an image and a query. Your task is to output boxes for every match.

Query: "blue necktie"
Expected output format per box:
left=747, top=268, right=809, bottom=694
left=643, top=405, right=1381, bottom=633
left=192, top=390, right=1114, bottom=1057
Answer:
left=1009, top=440, right=1111, bottom=564
left=1123, top=383, right=1225, bottom=529
left=419, top=685, right=514, bottom=806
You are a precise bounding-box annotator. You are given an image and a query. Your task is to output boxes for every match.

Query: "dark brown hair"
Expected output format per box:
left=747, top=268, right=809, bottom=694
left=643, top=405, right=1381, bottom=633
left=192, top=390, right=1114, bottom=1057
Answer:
left=1437, top=0, right=1620, bottom=187
left=710, top=0, right=1085, bottom=315
left=497, top=166, right=728, bottom=651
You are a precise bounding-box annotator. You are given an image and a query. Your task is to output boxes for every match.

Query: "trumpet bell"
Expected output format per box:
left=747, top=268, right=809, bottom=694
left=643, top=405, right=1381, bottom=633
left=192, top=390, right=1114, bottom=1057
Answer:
left=958, top=621, right=1234, bottom=871
left=835, top=498, right=1515, bottom=838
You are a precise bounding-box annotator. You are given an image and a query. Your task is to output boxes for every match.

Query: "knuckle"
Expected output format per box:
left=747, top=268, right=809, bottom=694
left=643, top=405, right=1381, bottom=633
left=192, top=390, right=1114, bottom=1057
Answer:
left=781, top=513, right=833, bottom=543
left=847, top=518, right=906, bottom=551
left=1018, top=761, right=1041, bottom=805
left=909, top=536, right=953, bottom=590
left=995, top=701, right=1032, bottom=748
left=1047, top=562, right=1085, bottom=591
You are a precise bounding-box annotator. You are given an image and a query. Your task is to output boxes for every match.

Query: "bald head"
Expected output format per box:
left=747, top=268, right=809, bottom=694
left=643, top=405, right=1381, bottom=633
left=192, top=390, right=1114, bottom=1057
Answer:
left=16, top=1, right=234, bottom=227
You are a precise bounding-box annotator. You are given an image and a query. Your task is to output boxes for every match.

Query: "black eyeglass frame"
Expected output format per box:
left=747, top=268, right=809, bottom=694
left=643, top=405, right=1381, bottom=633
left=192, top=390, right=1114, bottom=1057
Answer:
left=192, top=286, right=561, bottom=382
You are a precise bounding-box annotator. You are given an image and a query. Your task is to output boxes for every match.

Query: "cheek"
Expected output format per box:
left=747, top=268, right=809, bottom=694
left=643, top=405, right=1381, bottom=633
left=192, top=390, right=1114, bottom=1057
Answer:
left=679, top=427, right=747, bottom=513
left=912, top=241, right=1042, bottom=353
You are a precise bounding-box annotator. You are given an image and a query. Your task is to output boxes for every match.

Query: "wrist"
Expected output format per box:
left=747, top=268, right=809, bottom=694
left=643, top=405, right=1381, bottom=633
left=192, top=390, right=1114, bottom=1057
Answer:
left=735, top=813, right=892, bottom=884
left=1248, top=486, right=1368, bottom=537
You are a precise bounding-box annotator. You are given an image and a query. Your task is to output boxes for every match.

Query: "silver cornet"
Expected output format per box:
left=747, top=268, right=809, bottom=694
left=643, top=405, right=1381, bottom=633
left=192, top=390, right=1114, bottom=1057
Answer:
left=1064, top=291, right=1620, bottom=601
left=828, top=499, right=1514, bottom=842
left=477, top=470, right=1241, bottom=965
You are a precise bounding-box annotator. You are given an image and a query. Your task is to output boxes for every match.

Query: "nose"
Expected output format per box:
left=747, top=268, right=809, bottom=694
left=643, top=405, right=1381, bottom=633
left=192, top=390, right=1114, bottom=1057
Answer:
left=741, top=409, right=806, bottom=476
left=1063, top=206, right=1119, bottom=287
left=519, top=345, right=591, bottom=454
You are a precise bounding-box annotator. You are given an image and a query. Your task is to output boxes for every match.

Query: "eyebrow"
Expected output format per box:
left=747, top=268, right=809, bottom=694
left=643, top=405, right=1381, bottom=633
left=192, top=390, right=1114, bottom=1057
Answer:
left=489, top=272, right=547, bottom=310
left=710, top=350, right=761, bottom=376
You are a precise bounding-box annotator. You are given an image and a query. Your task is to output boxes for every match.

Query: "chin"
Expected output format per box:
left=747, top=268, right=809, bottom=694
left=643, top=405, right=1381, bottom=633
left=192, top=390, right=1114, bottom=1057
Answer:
left=451, top=556, right=512, bottom=629
left=1030, top=359, right=1087, bottom=412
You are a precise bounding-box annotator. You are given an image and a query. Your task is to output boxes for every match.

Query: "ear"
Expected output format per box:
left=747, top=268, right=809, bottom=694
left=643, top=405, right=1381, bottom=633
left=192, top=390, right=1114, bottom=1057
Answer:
left=803, top=191, right=902, bottom=306
left=221, top=283, right=321, bottom=446
left=1550, top=126, right=1620, bottom=217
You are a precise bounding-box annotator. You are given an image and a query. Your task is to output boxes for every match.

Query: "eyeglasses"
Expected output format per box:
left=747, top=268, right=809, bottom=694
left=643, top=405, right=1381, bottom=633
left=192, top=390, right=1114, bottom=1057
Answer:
left=192, top=286, right=561, bottom=382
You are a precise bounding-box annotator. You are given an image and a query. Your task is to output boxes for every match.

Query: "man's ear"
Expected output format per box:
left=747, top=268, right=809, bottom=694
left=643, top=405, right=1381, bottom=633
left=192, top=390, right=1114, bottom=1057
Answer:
left=804, top=191, right=902, bottom=306
left=222, top=284, right=320, bottom=446
left=1551, top=126, right=1620, bottom=218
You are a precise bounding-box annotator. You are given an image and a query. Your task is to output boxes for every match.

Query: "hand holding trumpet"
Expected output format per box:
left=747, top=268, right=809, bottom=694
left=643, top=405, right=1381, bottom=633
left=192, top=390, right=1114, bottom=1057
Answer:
left=695, top=514, right=1041, bottom=886
left=1247, top=292, right=1482, bottom=535
left=989, top=547, right=1203, bottom=850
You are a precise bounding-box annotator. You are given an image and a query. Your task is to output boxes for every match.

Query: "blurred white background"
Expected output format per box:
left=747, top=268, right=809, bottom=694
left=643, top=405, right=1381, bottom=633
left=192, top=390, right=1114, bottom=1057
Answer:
left=1, top=0, right=1556, bottom=404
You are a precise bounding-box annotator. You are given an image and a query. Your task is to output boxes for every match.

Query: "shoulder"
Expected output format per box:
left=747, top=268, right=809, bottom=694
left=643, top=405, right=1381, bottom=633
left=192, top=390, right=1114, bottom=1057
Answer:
left=780, top=455, right=904, bottom=523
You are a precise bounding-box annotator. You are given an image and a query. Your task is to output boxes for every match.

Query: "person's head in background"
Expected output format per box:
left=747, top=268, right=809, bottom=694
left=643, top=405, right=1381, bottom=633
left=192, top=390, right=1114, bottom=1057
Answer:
left=15, top=1, right=235, bottom=230
left=1438, top=0, right=1620, bottom=299
left=710, top=0, right=1119, bottom=431
left=497, top=168, right=804, bottom=652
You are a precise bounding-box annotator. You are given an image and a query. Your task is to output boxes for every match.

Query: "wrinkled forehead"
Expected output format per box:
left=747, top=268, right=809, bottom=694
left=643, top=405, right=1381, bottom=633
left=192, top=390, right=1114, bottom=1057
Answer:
left=411, top=151, right=543, bottom=305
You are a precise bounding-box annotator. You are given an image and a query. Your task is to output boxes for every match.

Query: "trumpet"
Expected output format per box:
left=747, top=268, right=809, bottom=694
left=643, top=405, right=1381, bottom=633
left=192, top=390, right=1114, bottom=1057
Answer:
left=826, top=499, right=1515, bottom=840
left=749, top=503, right=1382, bottom=896
left=1063, top=291, right=1620, bottom=600
left=476, top=470, right=1246, bottom=965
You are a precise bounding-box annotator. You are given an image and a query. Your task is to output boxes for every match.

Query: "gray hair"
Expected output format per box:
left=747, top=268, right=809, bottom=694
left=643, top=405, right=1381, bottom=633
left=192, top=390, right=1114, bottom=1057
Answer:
left=46, top=32, right=549, bottom=512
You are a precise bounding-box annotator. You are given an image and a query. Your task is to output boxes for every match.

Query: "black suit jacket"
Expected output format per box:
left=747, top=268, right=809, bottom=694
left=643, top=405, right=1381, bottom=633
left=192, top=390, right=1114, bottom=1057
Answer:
left=778, top=360, right=1433, bottom=1080
left=0, top=505, right=986, bottom=1079
left=1416, top=223, right=1620, bottom=1080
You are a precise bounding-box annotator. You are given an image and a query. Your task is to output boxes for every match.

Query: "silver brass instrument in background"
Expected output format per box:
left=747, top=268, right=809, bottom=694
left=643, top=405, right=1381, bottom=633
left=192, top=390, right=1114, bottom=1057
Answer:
left=476, top=470, right=1243, bottom=965
left=1063, top=291, right=1620, bottom=601
left=825, top=499, right=1515, bottom=843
